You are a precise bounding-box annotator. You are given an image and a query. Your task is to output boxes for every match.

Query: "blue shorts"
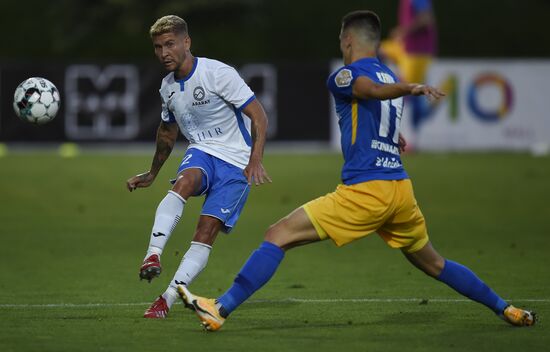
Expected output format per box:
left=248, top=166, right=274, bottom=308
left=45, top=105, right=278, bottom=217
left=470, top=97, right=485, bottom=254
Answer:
left=174, top=148, right=250, bottom=233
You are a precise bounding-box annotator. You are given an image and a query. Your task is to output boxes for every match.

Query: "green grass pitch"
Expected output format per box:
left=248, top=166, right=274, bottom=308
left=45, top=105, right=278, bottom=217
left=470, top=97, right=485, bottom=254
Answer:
left=0, top=151, right=549, bottom=351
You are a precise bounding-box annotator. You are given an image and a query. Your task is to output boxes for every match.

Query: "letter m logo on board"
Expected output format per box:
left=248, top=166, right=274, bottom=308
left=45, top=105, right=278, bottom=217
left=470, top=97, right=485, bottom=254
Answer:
left=64, top=65, right=140, bottom=140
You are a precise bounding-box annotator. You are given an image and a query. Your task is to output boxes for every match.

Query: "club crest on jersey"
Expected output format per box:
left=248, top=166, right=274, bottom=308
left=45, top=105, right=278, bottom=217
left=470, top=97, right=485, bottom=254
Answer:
left=335, top=69, right=353, bottom=87
left=193, top=86, right=205, bottom=101
left=192, top=86, right=210, bottom=106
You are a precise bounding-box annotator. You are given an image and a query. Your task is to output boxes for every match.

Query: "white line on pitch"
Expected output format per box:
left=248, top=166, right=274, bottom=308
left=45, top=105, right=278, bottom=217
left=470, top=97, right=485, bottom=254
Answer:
left=256, top=298, right=550, bottom=303
left=0, top=298, right=548, bottom=309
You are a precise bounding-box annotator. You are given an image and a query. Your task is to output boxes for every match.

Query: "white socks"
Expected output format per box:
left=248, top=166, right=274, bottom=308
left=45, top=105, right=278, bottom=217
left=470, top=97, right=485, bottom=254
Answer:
left=144, top=191, right=212, bottom=309
left=145, top=191, right=186, bottom=258
left=163, top=241, right=212, bottom=308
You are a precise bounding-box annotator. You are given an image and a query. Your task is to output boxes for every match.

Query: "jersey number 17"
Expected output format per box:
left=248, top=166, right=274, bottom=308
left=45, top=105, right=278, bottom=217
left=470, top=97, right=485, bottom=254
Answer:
left=376, top=72, right=403, bottom=144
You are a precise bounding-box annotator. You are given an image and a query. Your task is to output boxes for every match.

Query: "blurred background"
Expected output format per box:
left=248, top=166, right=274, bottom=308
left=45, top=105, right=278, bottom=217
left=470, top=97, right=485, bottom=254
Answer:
left=1, top=0, right=549, bottom=151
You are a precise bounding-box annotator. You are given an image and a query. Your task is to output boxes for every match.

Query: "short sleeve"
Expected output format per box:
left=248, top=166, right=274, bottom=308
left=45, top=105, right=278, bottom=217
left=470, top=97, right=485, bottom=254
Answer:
left=160, top=92, right=176, bottom=123
left=327, top=66, right=358, bottom=99
left=412, top=0, right=431, bottom=12
left=215, top=65, right=255, bottom=110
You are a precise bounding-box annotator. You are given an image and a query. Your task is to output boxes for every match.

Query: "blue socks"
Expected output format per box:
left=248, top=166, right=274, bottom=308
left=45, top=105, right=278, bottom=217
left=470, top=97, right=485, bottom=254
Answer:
left=217, top=241, right=285, bottom=317
left=217, top=248, right=508, bottom=317
left=437, top=259, right=508, bottom=314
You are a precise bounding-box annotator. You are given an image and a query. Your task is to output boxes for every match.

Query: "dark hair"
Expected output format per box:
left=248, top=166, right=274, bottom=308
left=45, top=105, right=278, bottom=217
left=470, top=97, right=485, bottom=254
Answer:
left=341, top=10, right=381, bottom=44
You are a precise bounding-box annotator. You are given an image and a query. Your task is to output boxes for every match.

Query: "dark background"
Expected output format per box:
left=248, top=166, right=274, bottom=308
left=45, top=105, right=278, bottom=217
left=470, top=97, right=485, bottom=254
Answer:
left=1, top=0, right=549, bottom=62
left=0, top=62, right=330, bottom=142
left=1, top=0, right=548, bottom=143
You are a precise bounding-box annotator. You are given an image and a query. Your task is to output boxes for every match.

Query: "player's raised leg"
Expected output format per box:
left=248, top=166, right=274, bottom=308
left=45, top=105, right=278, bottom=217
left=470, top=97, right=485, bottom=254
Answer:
left=402, top=242, right=536, bottom=326
left=178, top=207, right=320, bottom=331
left=140, top=168, right=203, bottom=282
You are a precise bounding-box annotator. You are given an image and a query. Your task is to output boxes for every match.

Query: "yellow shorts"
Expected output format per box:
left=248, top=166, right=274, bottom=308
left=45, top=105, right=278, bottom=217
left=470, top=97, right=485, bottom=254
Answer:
left=380, top=39, right=432, bottom=84
left=303, top=179, right=429, bottom=253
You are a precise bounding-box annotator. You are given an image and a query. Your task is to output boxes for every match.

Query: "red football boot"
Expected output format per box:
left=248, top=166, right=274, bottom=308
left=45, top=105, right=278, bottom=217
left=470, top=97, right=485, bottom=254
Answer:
left=144, top=296, right=169, bottom=319
left=139, top=254, right=162, bottom=282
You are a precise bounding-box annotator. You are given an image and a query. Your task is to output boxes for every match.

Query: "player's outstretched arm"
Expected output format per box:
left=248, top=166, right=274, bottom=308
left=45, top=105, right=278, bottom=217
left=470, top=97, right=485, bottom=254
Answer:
left=126, top=121, right=179, bottom=192
left=242, top=99, right=272, bottom=186
left=352, top=76, right=445, bottom=101
left=410, top=84, right=445, bottom=100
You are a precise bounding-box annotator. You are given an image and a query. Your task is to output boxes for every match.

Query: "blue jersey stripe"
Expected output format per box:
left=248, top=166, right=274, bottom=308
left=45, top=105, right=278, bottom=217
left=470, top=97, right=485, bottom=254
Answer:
left=176, top=57, right=199, bottom=91
left=234, top=108, right=252, bottom=147
left=167, top=110, right=177, bottom=123
left=237, top=95, right=256, bottom=111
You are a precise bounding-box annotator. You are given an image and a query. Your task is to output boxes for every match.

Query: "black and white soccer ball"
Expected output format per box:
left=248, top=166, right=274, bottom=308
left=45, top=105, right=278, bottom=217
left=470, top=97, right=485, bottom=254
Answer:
left=13, top=77, right=60, bottom=125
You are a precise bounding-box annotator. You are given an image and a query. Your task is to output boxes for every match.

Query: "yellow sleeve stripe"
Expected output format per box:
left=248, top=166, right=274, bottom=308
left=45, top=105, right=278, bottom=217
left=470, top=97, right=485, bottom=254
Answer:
left=351, top=99, right=358, bottom=145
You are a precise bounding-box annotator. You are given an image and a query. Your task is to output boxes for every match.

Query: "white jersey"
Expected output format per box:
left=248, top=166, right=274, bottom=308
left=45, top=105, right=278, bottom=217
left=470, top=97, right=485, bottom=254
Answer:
left=159, top=57, right=255, bottom=169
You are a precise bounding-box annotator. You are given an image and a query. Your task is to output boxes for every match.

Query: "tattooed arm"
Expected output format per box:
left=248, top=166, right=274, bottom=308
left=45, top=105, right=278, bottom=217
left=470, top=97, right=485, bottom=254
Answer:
left=126, top=121, right=179, bottom=192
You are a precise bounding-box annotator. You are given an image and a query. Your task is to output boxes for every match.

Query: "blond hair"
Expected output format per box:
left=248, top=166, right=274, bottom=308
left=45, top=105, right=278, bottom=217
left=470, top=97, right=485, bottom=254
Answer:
left=150, top=15, right=188, bottom=37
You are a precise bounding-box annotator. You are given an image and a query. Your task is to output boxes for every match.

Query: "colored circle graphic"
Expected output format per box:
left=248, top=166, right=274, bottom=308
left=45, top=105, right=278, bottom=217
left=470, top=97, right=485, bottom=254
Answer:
left=468, top=73, right=513, bottom=122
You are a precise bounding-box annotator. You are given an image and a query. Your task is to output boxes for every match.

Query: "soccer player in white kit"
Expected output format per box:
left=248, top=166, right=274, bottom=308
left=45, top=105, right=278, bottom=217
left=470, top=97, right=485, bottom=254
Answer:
left=126, top=15, right=271, bottom=318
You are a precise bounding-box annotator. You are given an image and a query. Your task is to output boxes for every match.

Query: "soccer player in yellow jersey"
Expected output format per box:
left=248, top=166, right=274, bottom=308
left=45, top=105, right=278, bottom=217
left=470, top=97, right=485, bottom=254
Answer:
left=177, top=10, right=536, bottom=331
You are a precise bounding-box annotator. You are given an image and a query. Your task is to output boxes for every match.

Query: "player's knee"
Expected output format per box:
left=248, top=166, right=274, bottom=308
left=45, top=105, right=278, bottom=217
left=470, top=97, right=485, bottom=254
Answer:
left=264, top=222, right=281, bottom=242
left=424, top=257, right=445, bottom=278
left=431, top=257, right=445, bottom=277
left=172, top=174, right=199, bottom=198
left=264, top=221, right=290, bottom=247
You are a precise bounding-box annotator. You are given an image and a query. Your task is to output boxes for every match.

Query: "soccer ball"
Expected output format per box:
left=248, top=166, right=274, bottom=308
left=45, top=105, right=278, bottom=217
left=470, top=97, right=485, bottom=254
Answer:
left=13, top=77, right=60, bottom=125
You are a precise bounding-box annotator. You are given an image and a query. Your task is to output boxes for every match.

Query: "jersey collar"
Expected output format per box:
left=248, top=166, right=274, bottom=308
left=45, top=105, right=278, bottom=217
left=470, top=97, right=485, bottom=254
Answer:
left=175, top=57, right=198, bottom=82
left=352, top=57, right=381, bottom=65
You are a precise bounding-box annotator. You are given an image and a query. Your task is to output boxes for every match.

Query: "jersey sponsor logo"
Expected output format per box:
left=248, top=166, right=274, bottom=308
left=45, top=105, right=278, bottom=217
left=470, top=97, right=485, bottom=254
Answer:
left=195, top=127, right=224, bottom=142
left=220, top=208, right=231, bottom=214
left=335, top=69, right=353, bottom=87
left=375, top=156, right=402, bottom=169
left=371, top=139, right=400, bottom=156
left=192, top=99, right=210, bottom=106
